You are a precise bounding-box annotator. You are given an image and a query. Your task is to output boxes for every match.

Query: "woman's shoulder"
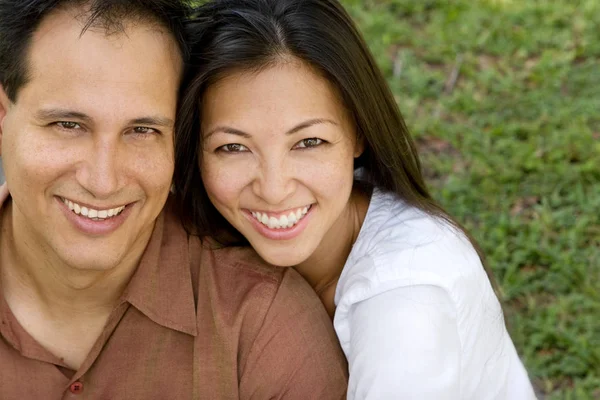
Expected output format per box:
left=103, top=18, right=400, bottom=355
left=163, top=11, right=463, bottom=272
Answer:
left=336, top=188, right=491, bottom=310
left=334, top=189, right=535, bottom=399
left=344, top=188, right=483, bottom=280
left=352, top=188, right=463, bottom=250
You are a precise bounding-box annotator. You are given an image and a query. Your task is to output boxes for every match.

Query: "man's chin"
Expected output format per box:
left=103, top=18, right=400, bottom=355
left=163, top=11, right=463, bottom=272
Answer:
left=62, top=255, right=128, bottom=274
left=53, top=243, right=134, bottom=273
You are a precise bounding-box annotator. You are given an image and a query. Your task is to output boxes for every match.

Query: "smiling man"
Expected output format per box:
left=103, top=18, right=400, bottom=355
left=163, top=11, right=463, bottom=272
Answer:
left=0, top=1, right=347, bottom=398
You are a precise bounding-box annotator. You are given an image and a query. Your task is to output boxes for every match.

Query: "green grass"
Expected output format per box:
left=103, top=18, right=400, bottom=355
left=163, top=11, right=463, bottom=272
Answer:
left=340, top=0, right=600, bottom=398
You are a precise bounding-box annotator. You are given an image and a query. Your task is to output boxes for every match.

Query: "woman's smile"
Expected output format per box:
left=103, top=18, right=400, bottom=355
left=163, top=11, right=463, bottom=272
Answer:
left=244, top=204, right=316, bottom=241
left=248, top=204, right=312, bottom=229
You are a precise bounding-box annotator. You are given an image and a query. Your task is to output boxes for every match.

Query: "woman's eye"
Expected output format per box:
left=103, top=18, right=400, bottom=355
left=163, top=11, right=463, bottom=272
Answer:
left=218, top=143, right=249, bottom=153
left=56, top=121, right=81, bottom=130
left=294, top=138, right=324, bottom=149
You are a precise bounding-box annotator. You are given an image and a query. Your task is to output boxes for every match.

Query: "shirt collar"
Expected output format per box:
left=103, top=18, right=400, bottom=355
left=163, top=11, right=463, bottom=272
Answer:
left=121, top=200, right=198, bottom=337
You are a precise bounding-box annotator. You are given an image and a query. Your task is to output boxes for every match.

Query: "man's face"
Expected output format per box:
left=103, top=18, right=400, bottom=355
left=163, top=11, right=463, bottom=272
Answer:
left=0, top=9, right=181, bottom=271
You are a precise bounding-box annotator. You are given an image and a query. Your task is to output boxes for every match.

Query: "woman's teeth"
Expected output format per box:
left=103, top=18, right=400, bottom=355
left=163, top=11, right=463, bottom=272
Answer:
left=251, top=206, right=310, bottom=229
left=62, top=198, right=125, bottom=221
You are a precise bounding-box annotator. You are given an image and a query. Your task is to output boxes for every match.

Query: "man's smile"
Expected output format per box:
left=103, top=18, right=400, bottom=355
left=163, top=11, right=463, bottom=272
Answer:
left=60, top=197, right=127, bottom=221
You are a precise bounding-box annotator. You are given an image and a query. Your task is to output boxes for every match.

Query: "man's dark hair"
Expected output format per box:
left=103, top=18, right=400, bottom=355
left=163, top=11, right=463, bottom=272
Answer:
left=0, top=0, right=192, bottom=101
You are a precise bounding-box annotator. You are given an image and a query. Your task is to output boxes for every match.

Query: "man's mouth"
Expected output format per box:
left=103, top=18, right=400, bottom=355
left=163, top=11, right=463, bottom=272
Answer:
left=250, top=205, right=312, bottom=229
left=60, top=197, right=126, bottom=221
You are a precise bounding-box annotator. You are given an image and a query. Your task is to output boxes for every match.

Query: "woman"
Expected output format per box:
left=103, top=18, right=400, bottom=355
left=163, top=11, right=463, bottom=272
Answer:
left=175, top=0, right=537, bottom=398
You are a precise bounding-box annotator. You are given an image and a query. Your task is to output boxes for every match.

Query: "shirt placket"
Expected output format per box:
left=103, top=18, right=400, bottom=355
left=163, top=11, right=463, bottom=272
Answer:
left=61, top=301, right=130, bottom=399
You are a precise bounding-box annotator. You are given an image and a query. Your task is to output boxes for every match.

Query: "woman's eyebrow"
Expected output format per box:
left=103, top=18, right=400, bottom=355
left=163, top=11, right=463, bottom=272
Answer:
left=204, top=126, right=252, bottom=140
left=286, top=118, right=337, bottom=135
left=205, top=118, right=337, bottom=140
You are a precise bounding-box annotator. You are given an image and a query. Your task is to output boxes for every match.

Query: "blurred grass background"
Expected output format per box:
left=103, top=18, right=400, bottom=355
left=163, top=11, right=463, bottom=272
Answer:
left=338, top=0, right=599, bottom=398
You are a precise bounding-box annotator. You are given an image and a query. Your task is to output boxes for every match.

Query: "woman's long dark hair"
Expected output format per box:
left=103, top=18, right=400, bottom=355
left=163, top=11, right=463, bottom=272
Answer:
left=174, top=0, right=490, bottom=281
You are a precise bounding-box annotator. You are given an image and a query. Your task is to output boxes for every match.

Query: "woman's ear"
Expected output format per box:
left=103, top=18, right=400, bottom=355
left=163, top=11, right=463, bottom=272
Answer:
left=354, top=135, right=365, bottom=158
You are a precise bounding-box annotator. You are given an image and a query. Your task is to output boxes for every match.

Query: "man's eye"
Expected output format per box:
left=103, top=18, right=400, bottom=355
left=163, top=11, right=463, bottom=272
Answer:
left=56, top=121, right=81, bottom=130
left=294, top=138, right=324, bottom=149
left=132, top=127, right=158, bottom=135
left=218, top=143, right=248, bottom=153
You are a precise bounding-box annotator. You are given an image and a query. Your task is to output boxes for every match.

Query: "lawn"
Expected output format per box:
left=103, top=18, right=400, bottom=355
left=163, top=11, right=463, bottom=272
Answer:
left=339, top=0, right=600, bottom=398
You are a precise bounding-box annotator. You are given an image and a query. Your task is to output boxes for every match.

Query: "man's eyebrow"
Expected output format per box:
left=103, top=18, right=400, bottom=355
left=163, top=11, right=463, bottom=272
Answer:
left=205, top=118, right=337, bottom=140
left=130, top=116, right=175, bottom=128
left=34, top=109, right=93, bottom=123
left=34, top=109, right=174, bottom=128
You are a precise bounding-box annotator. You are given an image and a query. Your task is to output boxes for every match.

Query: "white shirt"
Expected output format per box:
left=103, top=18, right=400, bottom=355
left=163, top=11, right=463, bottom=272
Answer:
left=334, top=188, right=537, bottom=399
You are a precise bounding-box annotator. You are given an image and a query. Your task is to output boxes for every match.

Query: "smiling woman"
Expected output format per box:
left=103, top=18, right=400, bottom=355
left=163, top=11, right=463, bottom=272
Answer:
left=199, top=60, right=362, bottom=266
left=174, top=0, right=538, bottom=398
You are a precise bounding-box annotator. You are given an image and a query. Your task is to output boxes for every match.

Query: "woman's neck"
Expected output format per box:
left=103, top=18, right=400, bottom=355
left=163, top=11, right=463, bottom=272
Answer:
left=294, top=186, right=371, bottom=318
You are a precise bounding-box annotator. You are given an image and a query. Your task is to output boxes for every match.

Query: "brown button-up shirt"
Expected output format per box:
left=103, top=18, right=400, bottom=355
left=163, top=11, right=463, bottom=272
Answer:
left=0, top=200, right=348, bottom=399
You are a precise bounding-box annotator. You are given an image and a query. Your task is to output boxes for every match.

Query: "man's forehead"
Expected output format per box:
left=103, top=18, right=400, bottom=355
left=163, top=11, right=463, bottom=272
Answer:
left=12, top=6, right=182, bottom=123
left=26, top=7, right=182, bottom=78
left=36, top=2, right=175, bottom=39
left=25, top=5, right=183, bottom=80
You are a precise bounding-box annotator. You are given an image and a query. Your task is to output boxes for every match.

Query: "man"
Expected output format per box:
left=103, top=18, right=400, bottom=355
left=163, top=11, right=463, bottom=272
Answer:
left=0, top=1, right=347, bottom=398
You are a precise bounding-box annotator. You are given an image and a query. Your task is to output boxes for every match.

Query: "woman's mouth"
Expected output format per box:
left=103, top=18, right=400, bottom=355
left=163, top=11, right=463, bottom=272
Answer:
left=250, top=205, right=312, bottom=229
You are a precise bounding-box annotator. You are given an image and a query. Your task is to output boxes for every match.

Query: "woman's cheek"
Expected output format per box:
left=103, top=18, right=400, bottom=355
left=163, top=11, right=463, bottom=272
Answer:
left=201, top=155, right=251, bottom=204
left=304, top=153, right=354, bottom=192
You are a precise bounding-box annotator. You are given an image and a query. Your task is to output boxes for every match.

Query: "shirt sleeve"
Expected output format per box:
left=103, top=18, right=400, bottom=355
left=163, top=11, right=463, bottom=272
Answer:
left=346, top=285, right=462, bottom=400
left=239, top=268, right=348, bottom=400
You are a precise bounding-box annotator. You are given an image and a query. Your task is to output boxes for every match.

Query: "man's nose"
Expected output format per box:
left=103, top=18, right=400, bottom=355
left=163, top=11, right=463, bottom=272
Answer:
left=76, top=139, right=121, bottom=199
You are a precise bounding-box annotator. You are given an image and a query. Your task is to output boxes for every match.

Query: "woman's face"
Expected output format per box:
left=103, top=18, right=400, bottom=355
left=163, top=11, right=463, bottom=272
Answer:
left=200, top=61, right=363, bottom=267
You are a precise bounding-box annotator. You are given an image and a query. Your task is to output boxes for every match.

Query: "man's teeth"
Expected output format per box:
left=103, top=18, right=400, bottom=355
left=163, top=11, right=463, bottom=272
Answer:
left=251, top=206, right=310, bottom=229
left=62, top=198, right=125, bottom=221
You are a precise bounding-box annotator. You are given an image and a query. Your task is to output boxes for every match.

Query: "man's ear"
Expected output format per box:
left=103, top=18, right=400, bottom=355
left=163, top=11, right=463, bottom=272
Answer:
left=0, top=84, right=10, bottom=156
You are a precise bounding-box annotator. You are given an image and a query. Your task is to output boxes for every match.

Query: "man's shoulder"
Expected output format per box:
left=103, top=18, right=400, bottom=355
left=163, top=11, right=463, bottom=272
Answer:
left=161, top=200, right=315, bottom=308
left=205, top=243, right=285, bottom=283
left=189, top=235, right=320, bottom=311
left=161, top=198, right=280, bottom=281
left=161, top=204, right=347, bottom=396
left=189, top=239, right=347, bottom=396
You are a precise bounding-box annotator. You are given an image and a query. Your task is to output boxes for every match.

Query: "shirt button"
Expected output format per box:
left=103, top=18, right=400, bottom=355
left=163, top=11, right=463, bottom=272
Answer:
left=69, top=381, right=84, bottom=394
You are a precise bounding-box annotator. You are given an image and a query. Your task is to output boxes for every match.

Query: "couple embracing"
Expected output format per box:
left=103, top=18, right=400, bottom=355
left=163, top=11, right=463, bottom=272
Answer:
left=0, top=0, right=536, bottom=398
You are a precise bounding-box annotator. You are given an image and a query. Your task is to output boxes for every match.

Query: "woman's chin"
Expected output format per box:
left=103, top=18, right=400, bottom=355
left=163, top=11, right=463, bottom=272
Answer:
left=261, top=253, right=301, bottom=268
left=253, top=247, right=310, bottom=268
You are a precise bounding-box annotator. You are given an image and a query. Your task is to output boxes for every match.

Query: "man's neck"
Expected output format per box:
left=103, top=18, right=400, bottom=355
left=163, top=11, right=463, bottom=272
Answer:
left=0, top=198, right=142, bottom=320
left=0, top=198, right=149, bottom=369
